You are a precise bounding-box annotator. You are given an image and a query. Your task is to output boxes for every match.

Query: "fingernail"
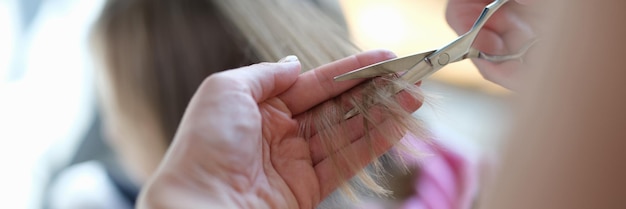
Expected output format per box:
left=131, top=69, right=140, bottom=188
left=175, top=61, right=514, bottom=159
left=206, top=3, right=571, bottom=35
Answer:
left=278, top=55, right=299, bottom=63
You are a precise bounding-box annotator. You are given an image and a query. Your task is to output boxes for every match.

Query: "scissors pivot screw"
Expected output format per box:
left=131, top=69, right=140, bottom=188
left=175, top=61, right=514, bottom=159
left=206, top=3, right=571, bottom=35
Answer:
left=438, top=53, right=450, bottom=65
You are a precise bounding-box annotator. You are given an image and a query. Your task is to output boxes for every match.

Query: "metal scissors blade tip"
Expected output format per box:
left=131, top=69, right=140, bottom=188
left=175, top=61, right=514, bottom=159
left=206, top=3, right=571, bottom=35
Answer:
left=333, top=50, right=436, bottom=81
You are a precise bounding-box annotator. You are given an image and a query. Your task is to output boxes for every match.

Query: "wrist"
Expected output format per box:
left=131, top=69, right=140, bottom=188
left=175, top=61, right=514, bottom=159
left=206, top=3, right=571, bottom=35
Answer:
left=137, top=172, right=238, bottom=208
left=137, top=171, right=273, bottom=209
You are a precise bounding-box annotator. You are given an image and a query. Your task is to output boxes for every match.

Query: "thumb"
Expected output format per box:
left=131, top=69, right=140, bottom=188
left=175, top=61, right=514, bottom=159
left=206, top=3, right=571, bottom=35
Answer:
left=233, top=55, right=301, bottom=103
left=174, top=55, right=301, bottom=151
left=203, top=55, right=301, bottom=103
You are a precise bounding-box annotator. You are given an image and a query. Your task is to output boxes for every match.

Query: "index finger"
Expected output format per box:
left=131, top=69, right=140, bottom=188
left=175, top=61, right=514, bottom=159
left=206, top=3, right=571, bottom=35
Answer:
left=278, top=50, right=396, bottom=115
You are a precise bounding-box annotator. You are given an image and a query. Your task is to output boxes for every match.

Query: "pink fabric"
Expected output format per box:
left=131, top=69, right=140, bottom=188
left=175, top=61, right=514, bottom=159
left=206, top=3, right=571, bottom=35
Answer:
left=399, top=136, right=479, bottom=209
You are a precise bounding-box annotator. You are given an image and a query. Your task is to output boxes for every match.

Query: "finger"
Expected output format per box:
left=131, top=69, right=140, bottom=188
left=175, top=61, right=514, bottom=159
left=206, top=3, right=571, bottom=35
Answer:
left=278, top=49, right=396, bottom=115
left=308, top=89, right=422, bottom=164
left=446, top=1, right=534, bottom=54
left=473, top=59, right=522, bottom=89
left=447, top=0, right=526, bottom=36
left=201, top=60, right=301, bottom=104
left=315, top=120, right=401, bottom=198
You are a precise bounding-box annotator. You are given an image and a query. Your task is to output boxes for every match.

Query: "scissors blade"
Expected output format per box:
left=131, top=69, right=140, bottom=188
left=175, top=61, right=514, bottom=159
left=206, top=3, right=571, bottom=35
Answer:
left=334, top=50, right=436, bottom=81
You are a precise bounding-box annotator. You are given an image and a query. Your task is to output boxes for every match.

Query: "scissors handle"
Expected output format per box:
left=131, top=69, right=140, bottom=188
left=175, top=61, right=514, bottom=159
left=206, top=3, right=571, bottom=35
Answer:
left=397, top=0, right=509, bottom=85
left=430, top=0, right=509, bottom=67
left=468, top=0, right=509, bottom=41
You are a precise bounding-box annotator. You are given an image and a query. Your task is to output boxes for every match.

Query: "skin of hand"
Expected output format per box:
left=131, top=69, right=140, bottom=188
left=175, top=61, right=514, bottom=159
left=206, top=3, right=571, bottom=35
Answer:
left=136, top=50, right=423, bottom=209
left=445, top=0, right=538, bottom=89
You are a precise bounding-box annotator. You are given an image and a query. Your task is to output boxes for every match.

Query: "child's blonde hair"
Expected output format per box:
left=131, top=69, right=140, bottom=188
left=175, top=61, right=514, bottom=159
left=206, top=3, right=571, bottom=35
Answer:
left=214, top=0, right=429, bottom=200
left=93, top=0, right=428, bottom=206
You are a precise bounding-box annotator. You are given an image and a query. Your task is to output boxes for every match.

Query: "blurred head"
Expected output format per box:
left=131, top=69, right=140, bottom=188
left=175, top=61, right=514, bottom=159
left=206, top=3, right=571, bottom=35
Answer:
left=91, top=0, right=425, bottom=206
left=92, top=0, right=358, bottom=186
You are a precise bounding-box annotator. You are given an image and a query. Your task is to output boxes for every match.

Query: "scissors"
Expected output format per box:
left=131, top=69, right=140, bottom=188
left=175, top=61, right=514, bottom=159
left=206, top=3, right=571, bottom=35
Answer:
left=334, top=0, right=534, bottom=119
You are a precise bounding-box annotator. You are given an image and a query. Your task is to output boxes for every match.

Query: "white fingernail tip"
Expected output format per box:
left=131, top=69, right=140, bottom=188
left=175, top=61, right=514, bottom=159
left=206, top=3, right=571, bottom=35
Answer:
left=278, top=55, right=299, bottom=63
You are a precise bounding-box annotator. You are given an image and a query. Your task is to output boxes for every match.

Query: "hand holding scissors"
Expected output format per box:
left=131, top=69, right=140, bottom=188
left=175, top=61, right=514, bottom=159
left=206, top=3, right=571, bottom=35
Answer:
left=447, top=0, right=538, bottom=88
left=335, top=0, right=536, bottom=119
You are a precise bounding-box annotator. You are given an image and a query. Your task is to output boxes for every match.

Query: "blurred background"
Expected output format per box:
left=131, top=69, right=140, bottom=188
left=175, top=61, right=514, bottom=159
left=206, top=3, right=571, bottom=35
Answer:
left=0, top=0, right=511, bottom=208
